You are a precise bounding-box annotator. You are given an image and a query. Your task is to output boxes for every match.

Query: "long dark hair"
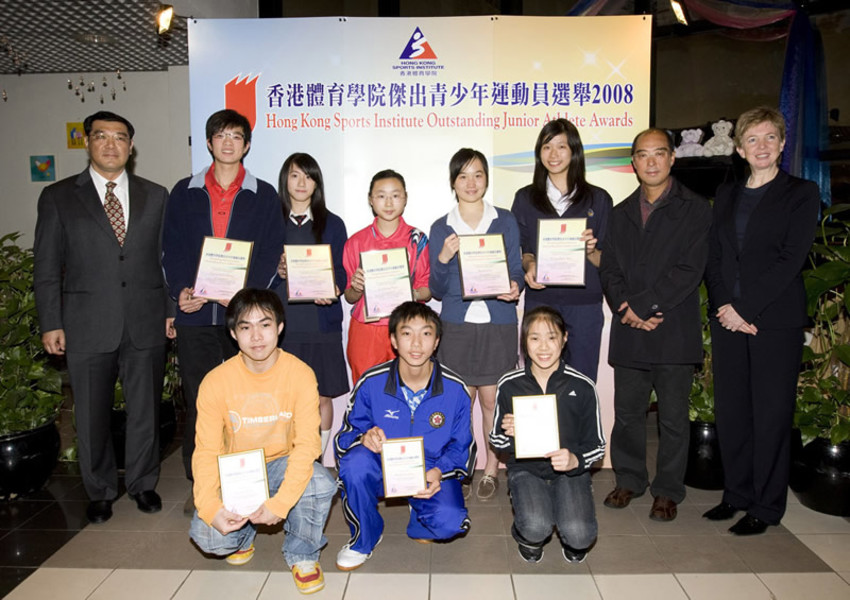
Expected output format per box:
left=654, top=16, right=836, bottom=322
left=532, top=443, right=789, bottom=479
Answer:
left=278, top=153, right=328, bottom=244
left=530, top=119, right=590, bottom=215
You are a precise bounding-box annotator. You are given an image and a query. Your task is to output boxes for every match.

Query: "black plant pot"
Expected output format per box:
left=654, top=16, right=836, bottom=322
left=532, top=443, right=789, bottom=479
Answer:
left=790, top=433, right=850, bottom=517
left=110, top=401, right=177, bottom=469
left=0, top=420, right=60, bottom=499
left=684, top=420, right=724, bottom=490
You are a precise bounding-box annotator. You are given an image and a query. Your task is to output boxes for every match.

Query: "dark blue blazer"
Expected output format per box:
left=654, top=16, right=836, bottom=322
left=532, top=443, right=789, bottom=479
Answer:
left=705, top=170, right=819, bottom=329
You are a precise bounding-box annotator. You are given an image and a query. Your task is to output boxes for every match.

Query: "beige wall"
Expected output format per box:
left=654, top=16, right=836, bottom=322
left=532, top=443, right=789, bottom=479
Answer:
left=0, top=67, right=190, bottom=247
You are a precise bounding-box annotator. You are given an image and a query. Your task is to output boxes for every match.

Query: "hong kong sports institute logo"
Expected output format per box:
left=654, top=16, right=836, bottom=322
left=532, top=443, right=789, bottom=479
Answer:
left=399, top=27, right=437, bottom=59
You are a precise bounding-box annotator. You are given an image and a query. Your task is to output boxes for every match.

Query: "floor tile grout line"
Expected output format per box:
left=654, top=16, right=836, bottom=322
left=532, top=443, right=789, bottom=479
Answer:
left=83, top=566, right=115, bottom=600
left=168, top=569, right=193, bottom=600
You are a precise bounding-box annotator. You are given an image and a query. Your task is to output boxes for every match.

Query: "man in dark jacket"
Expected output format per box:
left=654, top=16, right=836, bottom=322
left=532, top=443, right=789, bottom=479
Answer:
left=598, top=128, right=711, bottom=522
left=161, top=109, right=284, bottom=513
left=34, top=111, right=171, bottom=524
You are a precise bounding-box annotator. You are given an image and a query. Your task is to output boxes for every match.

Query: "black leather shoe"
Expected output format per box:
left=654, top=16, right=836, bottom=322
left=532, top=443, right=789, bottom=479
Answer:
left=129, top=490, right=162, bottom=514
left=86, top=500, right=114, bottom=524
left=703, top=502, right=739, bottom=521
left=729, top=514, right=769, bottom=536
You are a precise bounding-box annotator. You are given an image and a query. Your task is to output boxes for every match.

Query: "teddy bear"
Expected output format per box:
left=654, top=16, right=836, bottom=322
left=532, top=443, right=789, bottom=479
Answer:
left=702, top=119, right=735, bottom=157
left=675, top=128, right=704, bottom=157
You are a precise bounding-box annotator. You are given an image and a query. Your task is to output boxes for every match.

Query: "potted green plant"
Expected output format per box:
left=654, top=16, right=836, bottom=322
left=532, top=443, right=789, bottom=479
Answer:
left=0, top=233, right=64, bottom=498
left=791, top=203, right=850, bottom=516
left=685, top=283, right=724, bottom=490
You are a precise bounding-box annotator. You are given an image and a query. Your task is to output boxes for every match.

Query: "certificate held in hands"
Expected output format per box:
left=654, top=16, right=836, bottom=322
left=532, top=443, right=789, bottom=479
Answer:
left=512, top=395, right=560, bottom=459
left=535, top=218, right=587, bottom=286
left=381, top=437, right=427, bottom=498
left=457, top=234, right=511, bottom=299
left=218, top=448, right=270, bottom=517
left=284, top=244, right=336, bottom=301
left=360, top=247, right=412, bottom=321
left=194, top=237, right=253, bottom=301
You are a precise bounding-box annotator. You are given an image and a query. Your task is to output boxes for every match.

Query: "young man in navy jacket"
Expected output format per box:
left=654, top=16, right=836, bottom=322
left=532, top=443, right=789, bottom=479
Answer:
left=334, top=302, right=476, bottom=571
left=161, top=109, right=285, bottom=510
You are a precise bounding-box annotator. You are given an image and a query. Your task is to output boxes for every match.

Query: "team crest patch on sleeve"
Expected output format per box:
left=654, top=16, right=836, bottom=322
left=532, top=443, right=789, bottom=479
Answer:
left=429, top=411, right=446, bottom=428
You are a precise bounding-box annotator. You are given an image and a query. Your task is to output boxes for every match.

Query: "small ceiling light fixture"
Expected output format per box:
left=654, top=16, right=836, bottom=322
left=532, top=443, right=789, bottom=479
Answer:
left=670, top=0, right=689, bottom=26
left=157, top=4, right=175, bottom=35
left=157, top=4, right=191, bottom=42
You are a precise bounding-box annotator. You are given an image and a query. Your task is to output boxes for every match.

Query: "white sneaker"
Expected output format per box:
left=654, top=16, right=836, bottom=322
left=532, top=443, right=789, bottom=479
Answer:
left=335, top=536, right=381, bottom=571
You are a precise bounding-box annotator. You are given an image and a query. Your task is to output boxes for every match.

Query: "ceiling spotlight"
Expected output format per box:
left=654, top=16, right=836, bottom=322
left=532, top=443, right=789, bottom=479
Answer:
left=670, top=0, right=689, bottom=26
left=157, top=4, right=175, bottom=35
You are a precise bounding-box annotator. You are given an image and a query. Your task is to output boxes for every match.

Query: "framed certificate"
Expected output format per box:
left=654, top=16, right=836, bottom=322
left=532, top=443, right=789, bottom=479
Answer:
left=284, top=244, right=336, bottom=302
left=457, top=234, right=511, bottom=299
left=217, top=448, right=269, bottom=517
left=535, top=218, right=587, bottom=286
left=193, top=237, right=253, bottom=301
left=360, top=247, right=413, bottom=321
left=381, top=437, right=427, bottom=498
left=512, top=395, right=560, bottom=459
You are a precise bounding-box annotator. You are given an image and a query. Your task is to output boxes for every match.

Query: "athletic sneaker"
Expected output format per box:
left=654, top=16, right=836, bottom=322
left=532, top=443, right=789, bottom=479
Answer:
left=517, top=542, right=543, bottom=563
left=476, top=474, right=499, bottom=500
left=291, top=560, right=325, bottom=594
left=336, top=536, right=381, bottom=571
left=562, top=545, right=588, bottom=564
left=225, top=543, right=255, bottom=566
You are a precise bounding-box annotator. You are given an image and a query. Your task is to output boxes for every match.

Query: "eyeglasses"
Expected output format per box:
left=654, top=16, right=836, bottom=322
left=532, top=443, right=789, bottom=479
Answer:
left=89, top=132, right=131, bottom=144
left=371, top=192, right=406, bottom=203
left=212, top=132, right=245, bottom=142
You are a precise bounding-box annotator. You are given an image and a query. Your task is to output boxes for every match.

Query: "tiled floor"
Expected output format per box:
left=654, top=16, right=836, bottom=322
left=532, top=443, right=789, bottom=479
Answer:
left=3, top=438, right=850, bottom=599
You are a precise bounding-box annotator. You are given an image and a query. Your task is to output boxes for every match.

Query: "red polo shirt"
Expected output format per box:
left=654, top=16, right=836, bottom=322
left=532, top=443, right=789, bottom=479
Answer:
left=205, top=163, right=246, bottom=238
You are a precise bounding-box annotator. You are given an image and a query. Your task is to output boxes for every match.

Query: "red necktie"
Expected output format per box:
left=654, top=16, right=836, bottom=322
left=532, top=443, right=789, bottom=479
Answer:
left=104, top=181, right=126, bottom=246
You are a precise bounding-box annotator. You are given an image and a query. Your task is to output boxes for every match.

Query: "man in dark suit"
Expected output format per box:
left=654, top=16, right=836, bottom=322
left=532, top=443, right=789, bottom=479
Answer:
left=598, top=128, right=712, bottom=522
left=34, top=111, right=173, bottom=524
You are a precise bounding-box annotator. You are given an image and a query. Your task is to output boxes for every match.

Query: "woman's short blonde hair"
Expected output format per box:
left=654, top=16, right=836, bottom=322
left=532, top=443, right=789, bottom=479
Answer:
left=734, top=106, right=786, bottom=148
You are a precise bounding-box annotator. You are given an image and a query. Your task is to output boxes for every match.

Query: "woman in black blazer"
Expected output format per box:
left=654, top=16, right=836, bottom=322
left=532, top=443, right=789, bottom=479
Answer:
left=703, top=106, right=820, bottom=535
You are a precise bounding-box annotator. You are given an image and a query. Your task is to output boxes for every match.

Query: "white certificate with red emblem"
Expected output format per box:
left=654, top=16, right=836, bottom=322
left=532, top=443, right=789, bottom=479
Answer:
left=218, top=448, right=269, bottom=517
left=512, top=395, right=560, bottom=459
left=194, top=237, right=254, bottom=301
left=284, top=244, right=336, bottom=301
left=535, top=218, right=586, bottom=286
left=361, top=247, right=413, bottom=321
left=381, top=437, right=426, bottom=498
left=457, top=234, right=511, bottom=299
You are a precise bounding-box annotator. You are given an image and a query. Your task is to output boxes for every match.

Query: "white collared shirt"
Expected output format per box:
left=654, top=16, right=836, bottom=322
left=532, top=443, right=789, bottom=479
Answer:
left=89, top=166, right=130, bottom=227
left=289, top=205, right=313, bottom=226
left=446, top=201, right=499, bottom=324
left=546, top=176, right=576, bottom=216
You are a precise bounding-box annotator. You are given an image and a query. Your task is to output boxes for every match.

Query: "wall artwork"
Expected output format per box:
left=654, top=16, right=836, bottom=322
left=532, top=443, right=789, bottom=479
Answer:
left=66, top=122, right=86, bottom=149
left=30, top=155, right=56, bottom=182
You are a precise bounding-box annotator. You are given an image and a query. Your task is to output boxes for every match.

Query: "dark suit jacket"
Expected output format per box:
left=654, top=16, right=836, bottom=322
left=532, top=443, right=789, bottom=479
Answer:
left=599, top=179, right=712, bottom=367
left=33, top=169, right=170, bottom=353
left=705, top=170, right=819, bottom=330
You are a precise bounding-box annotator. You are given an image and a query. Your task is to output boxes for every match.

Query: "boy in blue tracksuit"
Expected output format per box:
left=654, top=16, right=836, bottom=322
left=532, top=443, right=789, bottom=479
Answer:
left=334, top=302, right=476, bottom=571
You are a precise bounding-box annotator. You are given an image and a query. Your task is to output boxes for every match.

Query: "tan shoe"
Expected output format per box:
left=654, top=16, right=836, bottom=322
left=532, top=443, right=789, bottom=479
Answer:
left=603, top=487, right=642, bottom=509
left=649, top=496, right=677, bottom=521
left=476, top=474, right=499, bottom=501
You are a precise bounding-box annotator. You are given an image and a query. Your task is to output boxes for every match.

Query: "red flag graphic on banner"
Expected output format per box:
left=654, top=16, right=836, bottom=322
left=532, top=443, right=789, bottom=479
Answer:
left=225, top=75, right=259, bottom=130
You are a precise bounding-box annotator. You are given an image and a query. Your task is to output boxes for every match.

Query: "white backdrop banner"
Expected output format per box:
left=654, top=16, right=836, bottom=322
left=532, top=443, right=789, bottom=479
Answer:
left=188, top=15, right=651, bottom=230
